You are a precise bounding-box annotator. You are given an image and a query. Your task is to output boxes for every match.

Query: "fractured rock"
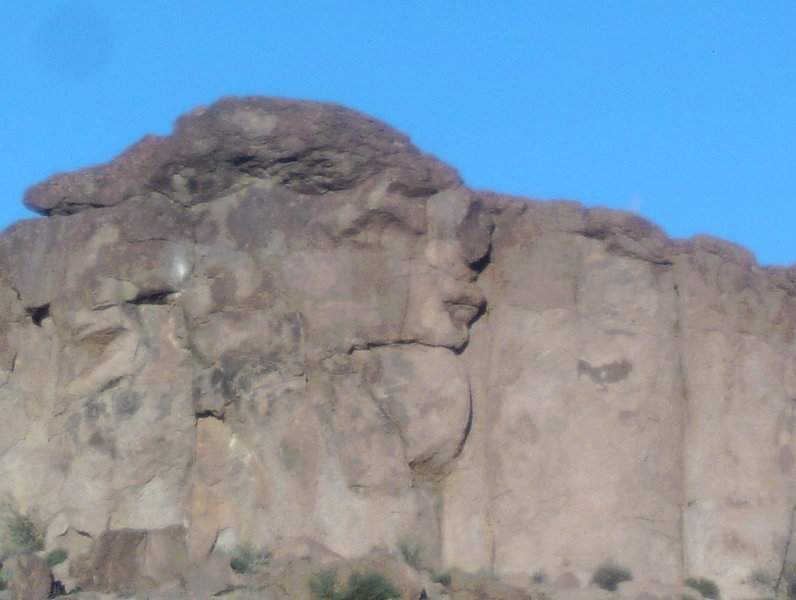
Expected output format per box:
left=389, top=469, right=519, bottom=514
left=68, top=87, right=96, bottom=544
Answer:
left=0, top=96, right=794, bottom=599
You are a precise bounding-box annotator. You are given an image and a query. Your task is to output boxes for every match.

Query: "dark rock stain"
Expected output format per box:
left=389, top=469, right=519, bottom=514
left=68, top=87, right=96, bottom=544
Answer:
left=577, top=359, right=633, bottom=388
left=113, top=390, right=142, bottom=420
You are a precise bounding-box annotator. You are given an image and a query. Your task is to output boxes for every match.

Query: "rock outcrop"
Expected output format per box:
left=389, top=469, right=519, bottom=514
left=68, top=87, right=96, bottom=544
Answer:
left=0, top=96, right=794, bottom=599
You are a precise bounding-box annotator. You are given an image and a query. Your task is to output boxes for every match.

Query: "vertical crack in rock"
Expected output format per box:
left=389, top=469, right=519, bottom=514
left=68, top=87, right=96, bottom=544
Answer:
left=672, top=278, right=687, bottom=581
left=452, top=382, right=474, bottom=461
left=671, top=276, right=693, bottom=582
left=468, top=218, right=499, bottom=577
left=776, top=504, right=796, bottom=594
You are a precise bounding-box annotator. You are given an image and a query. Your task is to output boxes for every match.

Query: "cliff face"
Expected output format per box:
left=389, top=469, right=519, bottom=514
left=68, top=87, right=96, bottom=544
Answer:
left=446, top=199, right=796, bottom=593
left=0, top=97, right=794, bottom=597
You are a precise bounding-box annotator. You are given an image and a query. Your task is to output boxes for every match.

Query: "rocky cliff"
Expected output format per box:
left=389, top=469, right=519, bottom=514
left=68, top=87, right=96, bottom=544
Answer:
left=0, top=97, right=794, bottom=599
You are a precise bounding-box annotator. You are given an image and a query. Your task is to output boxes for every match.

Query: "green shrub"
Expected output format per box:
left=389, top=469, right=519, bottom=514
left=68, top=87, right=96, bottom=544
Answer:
left=0, top=569, right=9, bottom=591
left=346, top=572, right=401, bottom=600
left=0, top=508, right=43, bottom=558
left=398, top=539, right=423, bottom=570
left=309, top=569, right=400, bottom=600
left=46, top=548, right=69, bottom=567
left=229, top=543, right=267, bottom=574
left=684, top=577, right=720, bottom=599
left=310, top=570, right=341, bottom=600
left=591, top=562, right=632, bottom=591
left=433, top=571, right=451, bottom=587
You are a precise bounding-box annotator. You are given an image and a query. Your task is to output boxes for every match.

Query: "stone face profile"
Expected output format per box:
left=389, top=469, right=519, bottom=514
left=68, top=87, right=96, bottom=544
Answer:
left=0, top=96, right=795, bottom=598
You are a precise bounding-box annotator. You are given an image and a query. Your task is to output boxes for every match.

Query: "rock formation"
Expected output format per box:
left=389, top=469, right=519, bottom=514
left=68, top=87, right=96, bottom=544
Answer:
left=0, top=96, right=794, bottom=599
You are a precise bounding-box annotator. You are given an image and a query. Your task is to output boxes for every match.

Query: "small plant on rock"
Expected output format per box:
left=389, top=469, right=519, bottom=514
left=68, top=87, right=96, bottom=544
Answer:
left=310, top=569, right=400, bottom=600
left=684, top=577, right=720, bottom=599
left=346, top=571, right=401, bottom=600
left=531, top=570, right=547, bottom=584
left=229, top=543, right=268, bottom=574
left=7, top=514, right=42, bottom=554
left=591, top=561, right=632, bottom=591
left=310, top=569, right=340, bottom=600
left=46, top=548, right=69, bottom=568
left=398, top=538, right=423, bottom=570
left=0, top=498, right=43, bottom=558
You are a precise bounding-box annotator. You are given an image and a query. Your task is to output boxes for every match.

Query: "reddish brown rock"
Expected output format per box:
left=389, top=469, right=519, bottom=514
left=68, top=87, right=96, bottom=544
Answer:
left=8, top=555, right=52, bottom=600
left=23, top=97, right=460, bottom=216
left=71, top=526, right=189, bottom=594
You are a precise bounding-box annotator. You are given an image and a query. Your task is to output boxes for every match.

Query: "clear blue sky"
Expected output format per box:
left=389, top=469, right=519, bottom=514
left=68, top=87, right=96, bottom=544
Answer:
left=1, top=2, right=794, bottom=266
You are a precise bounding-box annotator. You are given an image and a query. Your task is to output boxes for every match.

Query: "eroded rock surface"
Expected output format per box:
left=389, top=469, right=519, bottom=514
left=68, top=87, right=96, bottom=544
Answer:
left=0, top=96, right=794, bottom=599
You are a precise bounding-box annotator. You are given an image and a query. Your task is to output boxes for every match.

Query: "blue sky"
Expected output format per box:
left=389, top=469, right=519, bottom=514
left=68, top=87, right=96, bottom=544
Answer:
left=1, top=1, right=794, bottom=266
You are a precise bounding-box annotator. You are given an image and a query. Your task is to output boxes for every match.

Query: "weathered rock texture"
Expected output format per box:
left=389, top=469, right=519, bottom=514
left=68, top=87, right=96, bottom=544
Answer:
left=1, top=96, right=795, bottom=598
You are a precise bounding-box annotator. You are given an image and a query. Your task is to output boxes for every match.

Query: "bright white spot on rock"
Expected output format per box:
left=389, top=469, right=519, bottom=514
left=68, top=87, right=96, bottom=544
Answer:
left=170, top=251, right=189, bottom=284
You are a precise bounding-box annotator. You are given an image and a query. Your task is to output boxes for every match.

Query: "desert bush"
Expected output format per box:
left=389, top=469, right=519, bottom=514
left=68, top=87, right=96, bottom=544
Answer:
left=7, top=514, right=42, bottom=554
left=229, top=543, right=268, bottom=574
left=591, top=562, right=632, bottom=591
left=0, top=569, right=9, bottom=591
left=310, top=570, right=340, bottom=600
left=0, top=498, right=43, bottom=558
left=398, top=538, right=423, bottom=570
left=684, top=577, right=720, bottom=599
left=310, top=569, right=400, bottom=600
left=346, top=571, right=401, bottom=600
left=45, top=548, right=69, bottom=567
left=433, top=570, right=451, bottom=587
